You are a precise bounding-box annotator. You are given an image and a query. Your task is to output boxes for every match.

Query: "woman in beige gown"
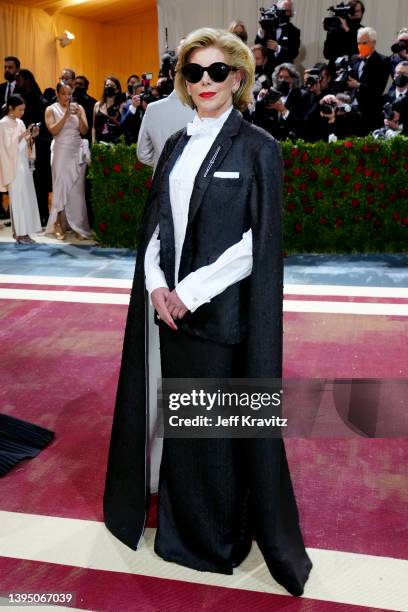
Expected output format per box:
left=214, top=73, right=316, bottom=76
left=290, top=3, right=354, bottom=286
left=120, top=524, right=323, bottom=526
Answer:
left=0, top=94, right=42, bottom=243
left=45, top=82, right=91, bottom=240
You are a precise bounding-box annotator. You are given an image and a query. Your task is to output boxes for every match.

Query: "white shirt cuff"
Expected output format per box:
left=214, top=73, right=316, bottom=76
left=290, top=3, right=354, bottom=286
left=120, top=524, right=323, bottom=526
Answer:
left=175, top=277, right=211, bottom=313
left=128, top=104, right=137, bottom=115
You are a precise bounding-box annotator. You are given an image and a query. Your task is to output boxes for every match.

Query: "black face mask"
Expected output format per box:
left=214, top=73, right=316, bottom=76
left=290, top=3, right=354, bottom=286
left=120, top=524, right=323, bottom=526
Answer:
left=75, top=87, right=86, bottom=97
left=127, top=84, right=136, bottom=95
left=4, top=70, right=15, bottom=82
left=277, top=80, right=290, bottom=96
left=104, top=86, right=116, bottom=98
left=394, top=74, right=408, bottom=88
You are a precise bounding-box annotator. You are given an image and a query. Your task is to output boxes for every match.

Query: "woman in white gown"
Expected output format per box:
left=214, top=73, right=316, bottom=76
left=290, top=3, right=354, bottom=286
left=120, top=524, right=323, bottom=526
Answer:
left=0, top=94, right=42, bottom=244
left=45, top=82, right=91, bottom=240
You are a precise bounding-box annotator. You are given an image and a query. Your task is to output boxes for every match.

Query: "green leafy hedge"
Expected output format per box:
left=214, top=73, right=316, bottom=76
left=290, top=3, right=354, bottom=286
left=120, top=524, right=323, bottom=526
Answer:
left=89, top=136, right=408, bottom=252
left=88, top=140, right=152, bottom=248
left=281, top=136, right=408, bottom=253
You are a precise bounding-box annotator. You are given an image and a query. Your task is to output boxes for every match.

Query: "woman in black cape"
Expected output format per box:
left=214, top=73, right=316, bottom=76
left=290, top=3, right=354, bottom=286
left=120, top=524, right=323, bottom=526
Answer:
left=104, top=27, right=312, bottom=597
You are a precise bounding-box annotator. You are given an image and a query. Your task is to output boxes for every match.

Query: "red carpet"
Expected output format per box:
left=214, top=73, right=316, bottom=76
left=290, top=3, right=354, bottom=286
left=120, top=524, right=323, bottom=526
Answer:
left=1, top=298, right=407, bottom=563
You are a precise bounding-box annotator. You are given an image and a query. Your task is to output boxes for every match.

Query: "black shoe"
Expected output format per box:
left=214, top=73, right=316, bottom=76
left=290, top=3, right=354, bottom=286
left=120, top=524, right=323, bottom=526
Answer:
left=4, top=221, right=11, bottom=227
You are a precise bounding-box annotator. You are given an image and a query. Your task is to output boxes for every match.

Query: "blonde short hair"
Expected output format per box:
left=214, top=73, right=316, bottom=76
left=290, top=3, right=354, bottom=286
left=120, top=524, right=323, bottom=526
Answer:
left=228, top=20, right=248, bottom=43
left=175, top=27, right=255, bottom=112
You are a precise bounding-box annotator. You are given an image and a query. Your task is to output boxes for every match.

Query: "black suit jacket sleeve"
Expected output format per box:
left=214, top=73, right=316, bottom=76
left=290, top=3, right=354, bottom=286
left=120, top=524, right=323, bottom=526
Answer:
left=246, top=136, right=283, bottom=377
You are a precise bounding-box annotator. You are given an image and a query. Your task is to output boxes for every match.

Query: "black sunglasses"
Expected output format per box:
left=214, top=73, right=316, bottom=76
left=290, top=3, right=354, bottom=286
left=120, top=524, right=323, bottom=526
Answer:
left=181, top=62, right=238, bottom=83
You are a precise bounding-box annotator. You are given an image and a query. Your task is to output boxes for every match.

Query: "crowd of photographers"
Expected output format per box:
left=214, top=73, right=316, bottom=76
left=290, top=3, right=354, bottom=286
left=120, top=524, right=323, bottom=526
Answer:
left=250, top=0, right=408, bottom=142
left=1, top=0, right=407, bottom=182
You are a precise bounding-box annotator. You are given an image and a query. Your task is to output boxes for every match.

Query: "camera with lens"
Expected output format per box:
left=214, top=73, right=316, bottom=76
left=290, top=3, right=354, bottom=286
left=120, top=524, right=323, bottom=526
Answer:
left=259, top=5, right=289, bottom=42
left=139, top=92, right=157, bottom=106
left=323, top=2, right=353, bottom=32
left=383, top=102, right=396, bottom=121
left=321, top=101, right=337, bottom=115
left=332, top=55, right=358, bottom=92
left=305, top=68, right=322, bottom=87
left=161, top=49, right=177, bottom=77
left=391, top=40, right=408, bottom=54
left=263, top=86, right=283, bottom=106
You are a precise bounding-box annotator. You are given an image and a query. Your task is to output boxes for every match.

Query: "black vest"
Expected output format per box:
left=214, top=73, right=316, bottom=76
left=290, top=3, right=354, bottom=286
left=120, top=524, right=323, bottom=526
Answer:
left=156, top=110, right=252, bottom=345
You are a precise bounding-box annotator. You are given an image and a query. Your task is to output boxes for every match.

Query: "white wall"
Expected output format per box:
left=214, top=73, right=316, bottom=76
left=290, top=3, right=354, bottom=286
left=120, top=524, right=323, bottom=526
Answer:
left=157, top=0, right=408, bottom=71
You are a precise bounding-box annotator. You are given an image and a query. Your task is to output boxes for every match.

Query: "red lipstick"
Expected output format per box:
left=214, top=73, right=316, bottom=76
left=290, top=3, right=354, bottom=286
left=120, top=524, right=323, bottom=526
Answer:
left=199, top=92, right=216, bottom=98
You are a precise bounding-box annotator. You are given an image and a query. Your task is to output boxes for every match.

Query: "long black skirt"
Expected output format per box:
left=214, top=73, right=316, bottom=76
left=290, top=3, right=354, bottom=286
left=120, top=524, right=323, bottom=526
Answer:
left=155, top=326, right=312, bottom=596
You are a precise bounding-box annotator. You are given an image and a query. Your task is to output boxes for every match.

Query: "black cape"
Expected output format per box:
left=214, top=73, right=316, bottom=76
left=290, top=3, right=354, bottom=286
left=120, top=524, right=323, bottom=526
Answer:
left=103, top=109, right=312, bottom=596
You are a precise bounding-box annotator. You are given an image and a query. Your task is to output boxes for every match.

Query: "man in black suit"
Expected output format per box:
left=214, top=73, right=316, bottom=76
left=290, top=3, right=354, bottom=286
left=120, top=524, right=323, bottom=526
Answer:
left=0, top=56, right=20, bottom=110
left=255, top=0, right=300, bottom=70
left=72, top=75, right=96, bottom=140
left=254, top=63, right=310, bottom=140
left=379, top=62, right=408, bottom=137
left=347, top=27, right=389, bottom=131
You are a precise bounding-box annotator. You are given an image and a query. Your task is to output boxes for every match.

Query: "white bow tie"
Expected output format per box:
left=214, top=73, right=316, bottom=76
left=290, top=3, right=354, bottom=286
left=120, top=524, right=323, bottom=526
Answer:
left=187, top=121, right=218, bottom=137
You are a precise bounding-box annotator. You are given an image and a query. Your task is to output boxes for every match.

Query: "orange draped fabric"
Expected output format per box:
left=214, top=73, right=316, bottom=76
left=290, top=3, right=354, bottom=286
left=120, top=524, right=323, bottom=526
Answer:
left=0, top=1, right=159, bottom=98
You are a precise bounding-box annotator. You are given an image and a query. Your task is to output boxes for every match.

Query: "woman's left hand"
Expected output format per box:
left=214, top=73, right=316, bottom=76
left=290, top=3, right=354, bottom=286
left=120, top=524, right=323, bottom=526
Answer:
left=166, top=290, right=189, bottom=319
left=30, top=125, right=40, bottom=138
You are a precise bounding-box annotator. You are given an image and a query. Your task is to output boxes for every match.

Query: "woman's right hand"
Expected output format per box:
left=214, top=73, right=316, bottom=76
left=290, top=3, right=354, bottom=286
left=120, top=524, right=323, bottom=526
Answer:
left=151, top=287, right=177, bottom=330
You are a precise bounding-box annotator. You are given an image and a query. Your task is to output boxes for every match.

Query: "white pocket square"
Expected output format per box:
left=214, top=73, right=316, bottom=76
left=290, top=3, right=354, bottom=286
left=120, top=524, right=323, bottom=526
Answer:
left=213, top=171, right=240, bottom=178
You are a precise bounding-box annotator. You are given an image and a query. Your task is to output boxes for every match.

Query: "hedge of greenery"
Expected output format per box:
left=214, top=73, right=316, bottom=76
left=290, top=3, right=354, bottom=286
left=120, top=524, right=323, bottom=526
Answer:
left=89, top=136, right=408, bottom=252
left=89, top=140, right=152, bottom=249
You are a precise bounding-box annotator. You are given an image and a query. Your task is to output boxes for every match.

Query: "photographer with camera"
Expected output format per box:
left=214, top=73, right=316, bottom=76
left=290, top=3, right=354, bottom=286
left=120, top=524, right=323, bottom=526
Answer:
left=303, top=63, right=335, bottom=98
left=347, top=27, right=389, bottom=131
left=254, top=62, right=310, bottom=140
left=120, top=81, right=146, bottom=145
left=323, top=1, right=365, bottom=68
left=388, top=28, right=408, bottom=77
left=92, top=76, right=123, bottom=144
left=125, top=75, right=141, bottom=102
left=255, top=1, right=300, bottom=70
left=373, top=95, right=408, bottom=139
left=302, top=63, right=337, bottom=140
left=311, top=92, right=366, bottom=140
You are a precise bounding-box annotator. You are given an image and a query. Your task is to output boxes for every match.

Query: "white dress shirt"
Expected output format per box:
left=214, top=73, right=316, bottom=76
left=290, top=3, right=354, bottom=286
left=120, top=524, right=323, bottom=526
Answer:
left=144, top=105, right=253, bottom=313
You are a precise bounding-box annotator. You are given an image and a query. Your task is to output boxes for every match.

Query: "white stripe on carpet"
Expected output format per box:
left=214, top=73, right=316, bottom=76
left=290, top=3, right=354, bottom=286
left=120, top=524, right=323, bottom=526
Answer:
left=0, top=511, right=406, bottom=611
left=0, top=288, right=129, bottom=305
left=2, top=276, right=408, bottom=299
left=1, top=287, right=408, bottom=316
left=284, top=284, right=408, bottom=298
left=284, top=300, right=408, bottom=316
left=0, top=274, right=132, bottom=289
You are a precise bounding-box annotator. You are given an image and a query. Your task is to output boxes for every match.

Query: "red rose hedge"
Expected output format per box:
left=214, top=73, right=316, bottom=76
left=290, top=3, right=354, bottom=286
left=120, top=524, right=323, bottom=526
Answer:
left=281, top=136, right=408, bottom=252
left=89, top=141, right=152, bottom=248
left=90, top=136, right=408, bottom=251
